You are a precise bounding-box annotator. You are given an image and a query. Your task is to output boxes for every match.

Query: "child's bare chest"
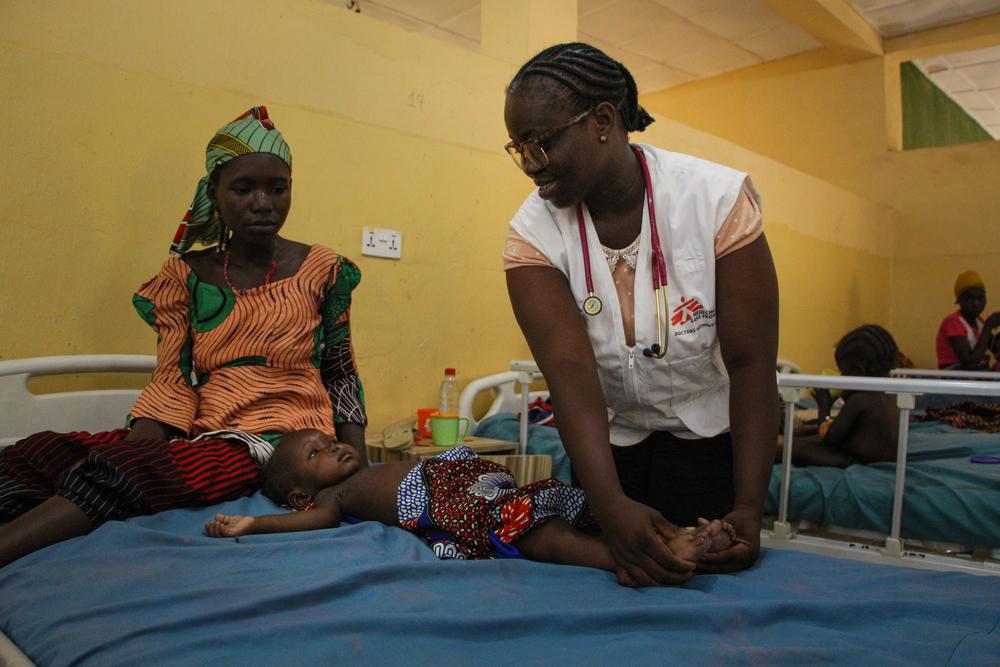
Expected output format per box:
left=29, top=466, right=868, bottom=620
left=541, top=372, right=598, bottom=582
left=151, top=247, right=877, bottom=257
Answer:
left=338, top=462, right=416, bottom=525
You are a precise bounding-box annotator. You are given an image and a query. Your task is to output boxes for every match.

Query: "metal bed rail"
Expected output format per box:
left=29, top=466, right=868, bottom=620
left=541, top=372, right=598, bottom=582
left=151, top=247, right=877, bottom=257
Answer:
left=775, top=373, right=1000, bottom=559
left=509, top=360, right=1000, bottom=571
left=890, top=368, right=998, bottom=380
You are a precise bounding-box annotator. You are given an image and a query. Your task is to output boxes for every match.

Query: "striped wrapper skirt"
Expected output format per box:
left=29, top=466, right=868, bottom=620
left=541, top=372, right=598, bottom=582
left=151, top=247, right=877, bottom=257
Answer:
left=0, top=429, right=260, bottom=526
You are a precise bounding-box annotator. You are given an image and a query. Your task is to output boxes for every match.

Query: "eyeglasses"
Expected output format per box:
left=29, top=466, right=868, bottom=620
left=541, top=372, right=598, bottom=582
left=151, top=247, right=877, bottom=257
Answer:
left=504, top=107, right=596, bottom=171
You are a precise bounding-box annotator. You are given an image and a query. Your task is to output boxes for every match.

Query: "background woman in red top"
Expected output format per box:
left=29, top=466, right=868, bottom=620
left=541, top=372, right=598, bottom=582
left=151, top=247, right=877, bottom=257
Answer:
left=935, top=270, right=1000, bottom=370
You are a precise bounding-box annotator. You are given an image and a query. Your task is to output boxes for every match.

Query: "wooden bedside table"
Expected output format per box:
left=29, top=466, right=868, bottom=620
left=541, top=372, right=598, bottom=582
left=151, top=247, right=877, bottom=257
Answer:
left=365, top=433, right=516, bottom=463
left=365, top=435, right=551, bottom=484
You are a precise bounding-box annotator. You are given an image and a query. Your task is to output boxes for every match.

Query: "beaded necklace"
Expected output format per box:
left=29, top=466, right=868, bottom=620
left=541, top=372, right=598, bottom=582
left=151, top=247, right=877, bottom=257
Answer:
left=223, top=248, right=277, bottom=293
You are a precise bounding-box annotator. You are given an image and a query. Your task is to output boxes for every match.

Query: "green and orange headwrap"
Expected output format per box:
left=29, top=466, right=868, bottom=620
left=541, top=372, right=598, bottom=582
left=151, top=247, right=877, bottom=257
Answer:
left=169, top=106, right=292, bottom=255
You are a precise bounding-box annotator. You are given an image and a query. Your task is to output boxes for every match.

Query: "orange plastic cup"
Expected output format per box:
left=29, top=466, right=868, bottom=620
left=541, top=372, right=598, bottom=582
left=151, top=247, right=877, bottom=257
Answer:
left=416, top=408, right=439, bottom=440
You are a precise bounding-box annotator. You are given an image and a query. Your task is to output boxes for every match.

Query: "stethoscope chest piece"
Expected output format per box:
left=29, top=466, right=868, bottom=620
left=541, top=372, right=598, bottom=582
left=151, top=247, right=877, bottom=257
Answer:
left=582, top=294, right=603, bottom=316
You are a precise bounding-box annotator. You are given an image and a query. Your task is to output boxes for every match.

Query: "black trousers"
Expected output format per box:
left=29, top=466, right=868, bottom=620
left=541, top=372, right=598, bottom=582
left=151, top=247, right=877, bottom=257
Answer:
left=574, top=431, right=735, bottom=527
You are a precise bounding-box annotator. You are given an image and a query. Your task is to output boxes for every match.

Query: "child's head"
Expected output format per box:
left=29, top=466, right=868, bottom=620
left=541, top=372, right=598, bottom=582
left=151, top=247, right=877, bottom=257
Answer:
left=262, top=429, right=360, bottom=509
left=954, top=271, right=986, bottom=320
left=834, top=324, right=899, bottom=377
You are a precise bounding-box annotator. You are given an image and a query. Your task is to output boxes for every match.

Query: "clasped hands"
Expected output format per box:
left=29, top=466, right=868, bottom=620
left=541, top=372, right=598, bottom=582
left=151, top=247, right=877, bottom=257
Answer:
left=601, top=497, right=758, bottom=586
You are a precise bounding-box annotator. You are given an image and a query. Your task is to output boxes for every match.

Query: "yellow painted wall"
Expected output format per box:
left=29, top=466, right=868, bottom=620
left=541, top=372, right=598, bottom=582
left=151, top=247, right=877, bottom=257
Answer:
left=2, top=0, right=896, bottom=430
left=0, top=0, right=531, bottom=428
left=642, top=49, right=1000, bottom=368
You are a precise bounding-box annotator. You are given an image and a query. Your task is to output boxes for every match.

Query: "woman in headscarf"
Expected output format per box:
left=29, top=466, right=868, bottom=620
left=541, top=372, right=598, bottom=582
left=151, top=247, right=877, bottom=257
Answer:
left=935, top=270, right=1000, bottom=370
left=502, top=44, right=778, bottom=586
left=0, top=107, right=367, bottom=567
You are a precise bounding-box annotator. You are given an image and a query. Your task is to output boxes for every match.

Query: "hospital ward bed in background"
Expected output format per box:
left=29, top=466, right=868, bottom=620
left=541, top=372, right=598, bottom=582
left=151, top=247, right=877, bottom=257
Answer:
left=463, top=359, right=1000, bottom=575
left=1, top=355, right=999, bottom=666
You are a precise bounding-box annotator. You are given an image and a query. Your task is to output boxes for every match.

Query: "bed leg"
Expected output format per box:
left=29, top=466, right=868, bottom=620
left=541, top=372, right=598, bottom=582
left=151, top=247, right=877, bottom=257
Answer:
left=775, top=385, right=801, bottom=539
left=884, top=392, right=916, bottom=558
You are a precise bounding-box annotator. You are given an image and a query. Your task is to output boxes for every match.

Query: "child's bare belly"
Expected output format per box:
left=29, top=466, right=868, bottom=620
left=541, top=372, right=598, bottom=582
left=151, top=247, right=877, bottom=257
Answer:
left=338, top=461, right=416, bottom=525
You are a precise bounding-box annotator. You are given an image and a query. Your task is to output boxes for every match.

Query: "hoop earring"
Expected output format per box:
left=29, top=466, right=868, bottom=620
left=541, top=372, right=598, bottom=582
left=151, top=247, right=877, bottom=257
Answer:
left=215, top=209, right=229, bottom=253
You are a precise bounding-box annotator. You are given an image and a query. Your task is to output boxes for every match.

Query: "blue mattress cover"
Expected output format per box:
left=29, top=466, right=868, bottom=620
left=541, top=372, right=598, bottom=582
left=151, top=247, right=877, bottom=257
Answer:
left=766, top=422, right=1000, bottom=546
left=1, top=493, right=999, bottom=666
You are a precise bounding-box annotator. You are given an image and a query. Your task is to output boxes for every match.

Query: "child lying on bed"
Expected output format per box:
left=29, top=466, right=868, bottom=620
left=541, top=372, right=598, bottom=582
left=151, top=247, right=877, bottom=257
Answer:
left=776, top=324, right=899, bottom=468
left=205, top=429, right=735, bottom=585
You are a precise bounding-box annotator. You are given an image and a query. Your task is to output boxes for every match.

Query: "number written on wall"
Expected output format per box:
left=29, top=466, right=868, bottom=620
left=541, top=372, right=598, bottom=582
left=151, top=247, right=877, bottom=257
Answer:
left=408, top=91, right=424, bottom=111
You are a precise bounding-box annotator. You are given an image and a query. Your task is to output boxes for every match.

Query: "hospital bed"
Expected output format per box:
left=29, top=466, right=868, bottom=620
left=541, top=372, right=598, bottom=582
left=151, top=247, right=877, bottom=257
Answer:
left=2, top=355, right=999, bottom=666
left=772, top=371, right=1000, bottom=571
left=462, top=361, right=1000, bottom=571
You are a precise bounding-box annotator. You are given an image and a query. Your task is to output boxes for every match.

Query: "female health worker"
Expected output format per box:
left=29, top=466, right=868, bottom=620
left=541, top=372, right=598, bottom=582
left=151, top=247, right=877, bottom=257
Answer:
left=502, top=43, right=779, bottom=586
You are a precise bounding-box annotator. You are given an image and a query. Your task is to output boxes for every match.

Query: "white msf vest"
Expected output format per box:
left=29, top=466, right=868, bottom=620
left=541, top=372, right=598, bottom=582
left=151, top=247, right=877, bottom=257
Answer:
left=509, top=144, right=759, bottom=445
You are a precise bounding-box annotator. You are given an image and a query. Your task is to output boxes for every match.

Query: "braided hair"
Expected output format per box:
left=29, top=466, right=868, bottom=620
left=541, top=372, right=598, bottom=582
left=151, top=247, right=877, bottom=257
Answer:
left=834, top=324, right=899, bottom=377
left=508, top=42, right=655, bottom=133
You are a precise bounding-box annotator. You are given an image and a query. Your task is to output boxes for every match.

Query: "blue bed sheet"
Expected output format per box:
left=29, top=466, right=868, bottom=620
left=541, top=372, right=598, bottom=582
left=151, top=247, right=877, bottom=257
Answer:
left=2, top=493, right=999, bottom=666
left=766, top=422, right=1000, bottom=546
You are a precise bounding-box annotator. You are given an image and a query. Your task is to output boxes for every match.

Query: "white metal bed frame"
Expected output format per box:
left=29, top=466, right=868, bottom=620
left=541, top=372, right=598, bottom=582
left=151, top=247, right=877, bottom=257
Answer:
left=775, top=372, right=1000, bottom=576
left=0, top=355, right=156, bottom=448
left=471, top=359, right=1000, bottom=576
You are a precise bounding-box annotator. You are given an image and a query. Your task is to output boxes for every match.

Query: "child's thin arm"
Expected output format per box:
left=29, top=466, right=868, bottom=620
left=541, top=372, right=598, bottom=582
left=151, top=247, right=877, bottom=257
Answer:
left=205, top=489, right=343, bottom=537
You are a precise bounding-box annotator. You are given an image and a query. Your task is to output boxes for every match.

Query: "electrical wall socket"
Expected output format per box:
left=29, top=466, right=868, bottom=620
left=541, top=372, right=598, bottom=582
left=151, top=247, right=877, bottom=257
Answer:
left=361, top=226, right=402, bottom=259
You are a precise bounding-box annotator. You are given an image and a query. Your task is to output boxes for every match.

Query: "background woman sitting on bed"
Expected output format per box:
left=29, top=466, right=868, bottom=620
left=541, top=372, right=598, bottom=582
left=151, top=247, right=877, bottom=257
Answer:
left=502, top=44, right=779, bottom=586
left=778, top=325, right=899, bottom=468
left=935, top=270, right=1000, bottom=371
left=0, top=107, right=367, bottom=567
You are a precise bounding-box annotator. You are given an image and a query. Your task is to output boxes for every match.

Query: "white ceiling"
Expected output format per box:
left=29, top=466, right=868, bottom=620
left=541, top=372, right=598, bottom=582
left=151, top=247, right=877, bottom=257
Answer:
left=847, top=0, right=1000, bottom=38
left=349, top=0, right=821, bottom=92
left=848, top=1, right=1000, bottom=138
left=344, top=0, right=1000, bottom=137
left=915, top=44, right=1000, bottom=137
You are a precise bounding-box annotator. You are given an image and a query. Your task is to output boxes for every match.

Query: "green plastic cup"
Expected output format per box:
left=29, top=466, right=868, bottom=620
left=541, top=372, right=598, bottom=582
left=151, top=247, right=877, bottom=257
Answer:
left=430, top=415, right=470, bottom=446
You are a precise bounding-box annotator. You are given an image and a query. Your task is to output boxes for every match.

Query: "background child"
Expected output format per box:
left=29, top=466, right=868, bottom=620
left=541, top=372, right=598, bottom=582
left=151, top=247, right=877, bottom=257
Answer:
left=776, top=325, right=900, bottom=468
left=206, top=429, right=736, bottom=585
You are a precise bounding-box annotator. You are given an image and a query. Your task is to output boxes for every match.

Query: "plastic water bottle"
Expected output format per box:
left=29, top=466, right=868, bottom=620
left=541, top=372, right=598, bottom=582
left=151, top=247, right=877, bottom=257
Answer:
left=439, top=368, right=458, bottom=416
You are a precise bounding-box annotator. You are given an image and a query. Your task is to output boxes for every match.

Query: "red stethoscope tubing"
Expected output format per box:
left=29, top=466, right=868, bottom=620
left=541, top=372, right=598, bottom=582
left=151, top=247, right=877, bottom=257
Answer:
left=575, top=145, right=667, bottom=306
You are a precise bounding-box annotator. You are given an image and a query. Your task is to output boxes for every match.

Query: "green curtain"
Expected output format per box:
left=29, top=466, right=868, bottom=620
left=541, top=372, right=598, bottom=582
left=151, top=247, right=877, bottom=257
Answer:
left=901, top=61, right=992, bottom=150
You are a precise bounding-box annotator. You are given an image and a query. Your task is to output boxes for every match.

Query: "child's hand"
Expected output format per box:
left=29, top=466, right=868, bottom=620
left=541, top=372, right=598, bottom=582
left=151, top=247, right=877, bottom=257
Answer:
left=205, top=513, right=255, bottom=538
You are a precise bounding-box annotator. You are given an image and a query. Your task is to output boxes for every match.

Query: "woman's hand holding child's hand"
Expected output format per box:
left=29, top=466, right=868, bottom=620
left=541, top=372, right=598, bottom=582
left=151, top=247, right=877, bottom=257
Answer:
left=205, top=514, right=255, bottom=538
left=695, top=506, right=760, bottom=573
left=600, top=496, right=696, bottom=587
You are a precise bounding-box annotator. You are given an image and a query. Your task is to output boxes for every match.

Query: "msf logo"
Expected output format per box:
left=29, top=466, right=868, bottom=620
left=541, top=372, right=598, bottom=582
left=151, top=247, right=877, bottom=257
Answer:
left=672, top=297, right=705, bottom=326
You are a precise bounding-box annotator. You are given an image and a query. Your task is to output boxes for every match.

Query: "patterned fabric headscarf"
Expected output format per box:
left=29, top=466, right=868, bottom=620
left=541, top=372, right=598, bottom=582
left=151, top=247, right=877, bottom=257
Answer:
left=169, top=106, right=292, bottom=256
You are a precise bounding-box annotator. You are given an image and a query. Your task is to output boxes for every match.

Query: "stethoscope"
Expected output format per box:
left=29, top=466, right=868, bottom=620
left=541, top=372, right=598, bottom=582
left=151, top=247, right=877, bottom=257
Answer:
left=576, top=145, right=668, bottom=359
